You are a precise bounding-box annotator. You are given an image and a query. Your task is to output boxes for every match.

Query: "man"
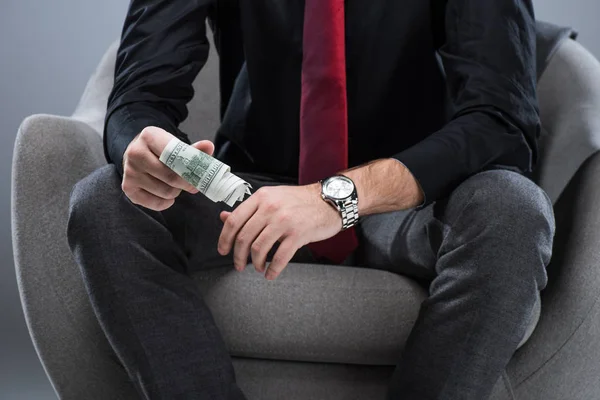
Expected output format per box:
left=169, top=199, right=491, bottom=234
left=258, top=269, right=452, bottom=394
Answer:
left=66, top=0, right=555, bottom=399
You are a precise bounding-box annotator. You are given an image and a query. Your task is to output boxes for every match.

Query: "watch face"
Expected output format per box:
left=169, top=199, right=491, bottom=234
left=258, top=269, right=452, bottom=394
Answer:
left=324, top=176, right=354, bottom=200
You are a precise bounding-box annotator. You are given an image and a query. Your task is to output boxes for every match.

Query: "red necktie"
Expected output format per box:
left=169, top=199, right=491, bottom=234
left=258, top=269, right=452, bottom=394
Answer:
left=299, top=0, right=358, bottom=264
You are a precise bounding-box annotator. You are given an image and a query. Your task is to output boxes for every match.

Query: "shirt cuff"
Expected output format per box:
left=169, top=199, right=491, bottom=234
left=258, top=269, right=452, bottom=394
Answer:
left=389, top=159, right=426, bottom=210
left=103, top=103, right=190, bottom=177
left=392, top=137, right=462, bottom=210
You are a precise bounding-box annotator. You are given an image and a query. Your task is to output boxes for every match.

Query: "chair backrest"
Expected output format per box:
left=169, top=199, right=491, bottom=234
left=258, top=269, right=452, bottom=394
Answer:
left=534, top=39, right=600, bottom=204
left=72, top=34, right=221, bottom=142
left=72, top=40, right=120, bottom=134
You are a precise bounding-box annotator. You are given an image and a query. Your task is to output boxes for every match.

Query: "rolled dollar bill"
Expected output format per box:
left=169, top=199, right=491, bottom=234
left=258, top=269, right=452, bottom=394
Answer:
left=159, top=137, right=252, bottom=206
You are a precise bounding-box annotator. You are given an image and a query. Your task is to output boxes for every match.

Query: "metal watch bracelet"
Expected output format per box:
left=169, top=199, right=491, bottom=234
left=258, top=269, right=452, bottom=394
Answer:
left=340, top=197, right=359, bottom=230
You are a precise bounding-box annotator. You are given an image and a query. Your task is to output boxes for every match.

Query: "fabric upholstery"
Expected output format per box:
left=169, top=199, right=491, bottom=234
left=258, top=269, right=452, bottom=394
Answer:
left=504, top=38, right=600, bottom=400
left=535, top=21, right=577, bottom=79
left=232, top=357, right=392, bottom=399
left=196, top=264, right=425, bottom=365
left=72, top=41, right=119, bottom=135
left=507, top=151, right=600, bottom=399
left=534, top=39, right=600, bottom=203
left=11, top=115, right=138, bottom=399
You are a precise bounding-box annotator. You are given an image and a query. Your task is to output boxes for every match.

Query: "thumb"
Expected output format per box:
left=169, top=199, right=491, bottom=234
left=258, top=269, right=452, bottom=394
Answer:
left=190, top=140, right=215, bottom=157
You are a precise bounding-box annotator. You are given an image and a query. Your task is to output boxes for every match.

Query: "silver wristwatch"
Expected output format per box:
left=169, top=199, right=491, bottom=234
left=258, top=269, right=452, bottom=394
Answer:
left=320, top=175, right=359, bottom=230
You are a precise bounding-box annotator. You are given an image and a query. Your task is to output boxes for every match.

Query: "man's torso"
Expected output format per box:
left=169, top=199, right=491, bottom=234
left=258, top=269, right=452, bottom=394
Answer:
left=209, top=0, right=451, bottom=177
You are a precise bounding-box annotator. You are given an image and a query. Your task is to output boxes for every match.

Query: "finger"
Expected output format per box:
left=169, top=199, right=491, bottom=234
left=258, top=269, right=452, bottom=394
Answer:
left=218, top=197, right=259, bottom=256
left=138, top=173, right=182, bottom=200
left=220, top=211, right=231, bottom=223
left=251, top=224, right=283, bottom=273
left=141, top=127, right=174, bottom=157
left=232, top=211, right=269, bottom=271
left=137, top=153, right=199, bottom=194
left=127, top=187, right=175, bottom=212
left=190, top=140, right=215, bottom=157
left=265, top=238, right=298, bottom=280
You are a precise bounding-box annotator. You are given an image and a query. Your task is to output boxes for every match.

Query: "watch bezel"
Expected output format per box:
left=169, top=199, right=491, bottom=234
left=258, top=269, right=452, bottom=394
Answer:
left=321, top=175, right=355, bottom=201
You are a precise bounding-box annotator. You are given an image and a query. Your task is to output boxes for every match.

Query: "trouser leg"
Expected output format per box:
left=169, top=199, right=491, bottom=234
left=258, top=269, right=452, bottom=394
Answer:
left=67, top=164, right=287, bottom=400
left=357, top=169, right=555, bottom=400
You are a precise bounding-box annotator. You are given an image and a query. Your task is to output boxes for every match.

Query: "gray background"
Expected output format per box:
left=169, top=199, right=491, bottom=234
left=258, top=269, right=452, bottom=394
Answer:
left=1, top=0, right=598, bottom=398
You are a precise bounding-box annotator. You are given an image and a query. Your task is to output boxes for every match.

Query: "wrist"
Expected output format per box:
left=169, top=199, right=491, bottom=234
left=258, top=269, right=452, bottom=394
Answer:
left=306, top=182, right=341, bottom=231
left=317, top=176, right=360, bottom=231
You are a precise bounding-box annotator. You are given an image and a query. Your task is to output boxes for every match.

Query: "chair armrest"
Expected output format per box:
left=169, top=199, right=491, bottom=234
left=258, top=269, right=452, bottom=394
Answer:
left=508, top=150, right=600, bottom=398
left=12, top=114, right=105, bottom=217
left=11, top=114, right=123, bottom=398
left=536, top=39, right=600, bottom=204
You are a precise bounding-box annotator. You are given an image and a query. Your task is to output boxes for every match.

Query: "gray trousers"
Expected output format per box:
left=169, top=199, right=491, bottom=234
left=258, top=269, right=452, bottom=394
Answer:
left=67, top=164, right=554, bottom=400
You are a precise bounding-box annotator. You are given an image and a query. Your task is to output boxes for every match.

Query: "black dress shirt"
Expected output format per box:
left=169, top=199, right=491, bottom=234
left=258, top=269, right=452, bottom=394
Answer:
left=105, top=0, right=540, bottom=208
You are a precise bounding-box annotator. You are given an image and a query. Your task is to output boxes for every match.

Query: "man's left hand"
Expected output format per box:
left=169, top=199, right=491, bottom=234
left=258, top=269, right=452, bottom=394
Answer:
left=217, top=183, right=340, bottom=280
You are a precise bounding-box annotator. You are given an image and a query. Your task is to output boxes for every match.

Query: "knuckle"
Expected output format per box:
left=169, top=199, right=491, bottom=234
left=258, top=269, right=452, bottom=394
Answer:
left=255, top=187, right=271, bottom=201
left=251, top=241, right=262, bottom=254
left=286, top=229, right=299, bottom=240
left=139, top=128, right=156, bottom=149
left=234, top=253, right=247, bottom=264
left=121, top=181, right=133, bottom=194
left=271, top=255, right=286, bottom=268
left=126, top=144, right=144, bottom=160
left=277, top=211, right=291, bottom=224
left=225, top=215, right=236, bottom=229
left=124, top=151, right=138, bottom=166
left=235, top=234, right=247, bottom=246
left=139, top=127, right=153, bottom=140
left=264, top=200, right=279, bottom=213
left=122, top=163, right=133, bottom=176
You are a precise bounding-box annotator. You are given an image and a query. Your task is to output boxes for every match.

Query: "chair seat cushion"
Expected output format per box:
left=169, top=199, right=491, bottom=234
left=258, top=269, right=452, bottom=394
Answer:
left=194, top=263, right=427, bottom=366
left=232, top=356, right=393, bottom=400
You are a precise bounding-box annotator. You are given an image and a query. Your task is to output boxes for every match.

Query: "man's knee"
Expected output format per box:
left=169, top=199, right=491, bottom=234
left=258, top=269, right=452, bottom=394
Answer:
left=67, top=164, right=123, bottom=245
left=452, top=169, right=555, bottom=234
left=446, top=169, right=555, bottom=284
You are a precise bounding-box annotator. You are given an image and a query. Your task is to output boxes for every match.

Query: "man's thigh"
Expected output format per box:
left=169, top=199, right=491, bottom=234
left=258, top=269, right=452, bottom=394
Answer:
left=355, top=201, right=444, bottom=281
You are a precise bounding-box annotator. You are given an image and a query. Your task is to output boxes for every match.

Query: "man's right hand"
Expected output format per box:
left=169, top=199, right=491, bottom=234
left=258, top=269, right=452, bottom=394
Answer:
left=122, top=126, right=215, bottom=211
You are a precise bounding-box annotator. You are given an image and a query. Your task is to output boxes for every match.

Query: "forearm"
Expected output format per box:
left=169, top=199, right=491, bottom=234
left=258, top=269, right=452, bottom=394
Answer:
left=105, top=0, right=210, bottom=176
left=342, top=158, right=424, bottom=216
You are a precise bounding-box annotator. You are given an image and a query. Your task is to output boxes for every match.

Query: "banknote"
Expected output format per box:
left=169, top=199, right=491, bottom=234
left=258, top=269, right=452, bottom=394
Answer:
left=159, top=137, right=252, bottom=206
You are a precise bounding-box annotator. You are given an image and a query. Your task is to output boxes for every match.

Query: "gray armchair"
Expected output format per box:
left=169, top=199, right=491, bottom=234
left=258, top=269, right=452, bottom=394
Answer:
left=12, top=29, right=600, bottom=399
